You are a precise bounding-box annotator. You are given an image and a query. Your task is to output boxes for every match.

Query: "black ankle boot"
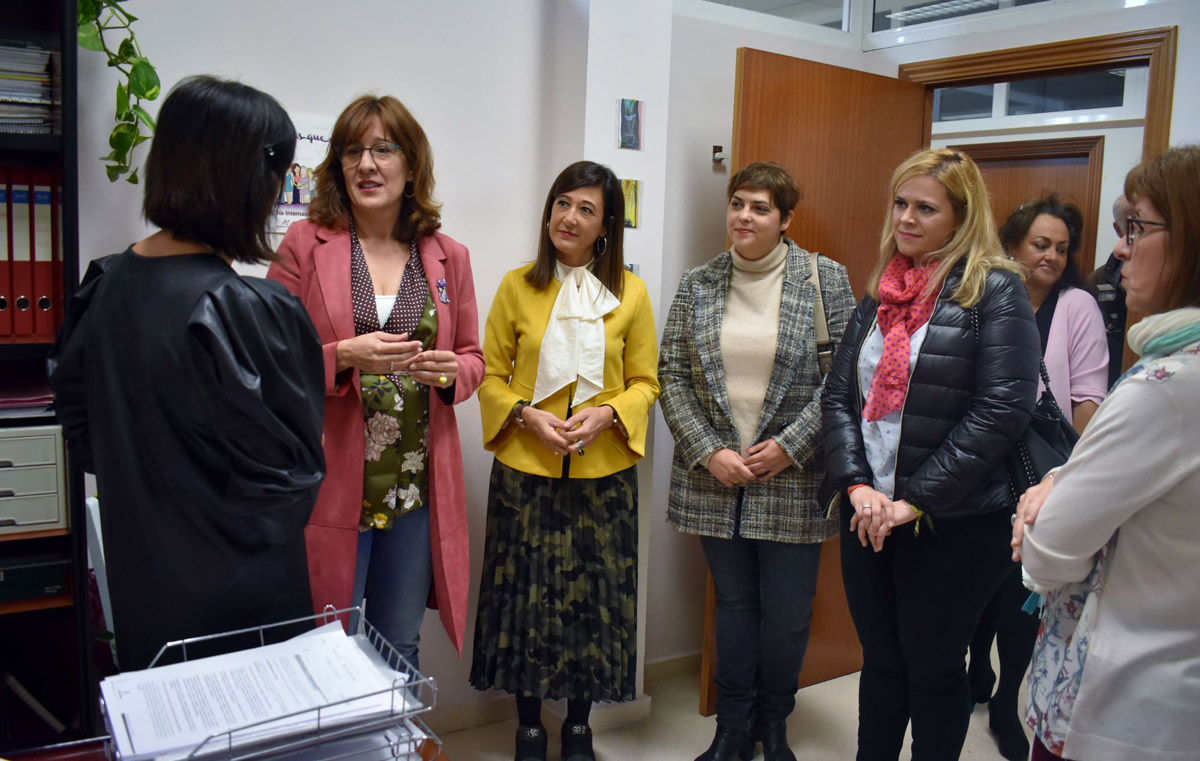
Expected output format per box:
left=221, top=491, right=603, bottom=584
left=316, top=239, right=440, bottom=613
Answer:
left=561, top=720, right=596, bottom=761
left=756, top=720, right=796, bottom=761
left=695, top=725, right=754, bottom=761
left=514, top=724, right=547, bottom=761
left=988, top=704, right=1030, bottom=761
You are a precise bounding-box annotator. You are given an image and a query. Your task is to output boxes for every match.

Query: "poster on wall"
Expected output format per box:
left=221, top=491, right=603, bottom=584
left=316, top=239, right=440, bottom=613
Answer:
left=618, top=98, right=642, bottom=150
left=620, top=179, right=641, bottom=228
left=270, top=114, right=334, bottom=245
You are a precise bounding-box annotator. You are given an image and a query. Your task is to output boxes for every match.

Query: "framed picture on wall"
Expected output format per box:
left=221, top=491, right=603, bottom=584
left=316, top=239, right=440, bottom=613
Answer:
left=619, top=98, right=642, bottom=150
left=620, top=179, right=641, bottom=228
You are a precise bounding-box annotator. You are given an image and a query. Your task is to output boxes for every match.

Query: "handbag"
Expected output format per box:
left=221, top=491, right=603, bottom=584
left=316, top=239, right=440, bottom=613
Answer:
left=1007, top=359, right=1079, bottom=505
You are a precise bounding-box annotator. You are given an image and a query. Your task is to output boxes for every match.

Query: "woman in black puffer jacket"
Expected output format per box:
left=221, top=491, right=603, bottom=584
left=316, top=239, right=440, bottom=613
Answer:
left=819, top=148, right=1039, bottom=761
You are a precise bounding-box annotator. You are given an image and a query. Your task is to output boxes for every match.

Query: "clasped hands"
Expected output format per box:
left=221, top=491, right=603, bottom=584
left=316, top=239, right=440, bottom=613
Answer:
left=706, top=442, right=793, bottom=487
left=336, top=331, right=458, bottom=387
left=523, top=405, right=615, bottom=456
left=848, top=486, right=919, bottom=552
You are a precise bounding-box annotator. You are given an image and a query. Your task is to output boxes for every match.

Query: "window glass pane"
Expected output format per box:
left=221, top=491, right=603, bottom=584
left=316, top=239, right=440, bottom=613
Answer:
left=873, top=0, right=1047, bottom=33
left=933, top=85, right=995, bottom=122
left=1006, top=70, right=1127, bottom=116
left=700, top=0, right=847, bottom=32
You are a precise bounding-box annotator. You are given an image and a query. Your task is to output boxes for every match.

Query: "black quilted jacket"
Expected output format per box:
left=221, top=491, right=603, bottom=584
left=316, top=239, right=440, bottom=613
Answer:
left=818, top=263, right=1040, bottom=521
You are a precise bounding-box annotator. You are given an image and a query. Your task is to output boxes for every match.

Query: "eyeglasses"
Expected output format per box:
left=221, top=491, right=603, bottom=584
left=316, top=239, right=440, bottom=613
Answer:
left=338, top=141, right=403, bottom=166
left=1126, top=215, right=1168, bottom=247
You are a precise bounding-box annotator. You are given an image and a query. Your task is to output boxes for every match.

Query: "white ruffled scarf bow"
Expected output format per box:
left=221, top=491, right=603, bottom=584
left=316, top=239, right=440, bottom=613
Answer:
left=532, top=258, right=620, bottom=405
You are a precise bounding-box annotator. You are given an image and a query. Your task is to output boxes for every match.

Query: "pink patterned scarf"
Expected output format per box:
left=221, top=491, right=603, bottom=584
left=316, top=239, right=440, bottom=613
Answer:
left=862, top=254, right=938, bottom=422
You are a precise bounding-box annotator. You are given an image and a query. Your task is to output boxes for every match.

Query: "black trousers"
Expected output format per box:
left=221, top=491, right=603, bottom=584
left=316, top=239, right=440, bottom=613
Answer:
left=700, top=531, right=823, bottom=729
left=840, top=504, right=1013, bottom=761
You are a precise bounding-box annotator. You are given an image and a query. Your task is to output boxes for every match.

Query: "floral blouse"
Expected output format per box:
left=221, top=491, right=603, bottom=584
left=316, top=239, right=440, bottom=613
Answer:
left=350, top=226, right=438, bottom=529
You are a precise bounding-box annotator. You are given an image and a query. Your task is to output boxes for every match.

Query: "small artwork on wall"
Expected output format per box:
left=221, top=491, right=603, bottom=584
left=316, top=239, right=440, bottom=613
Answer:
left=621, top=179, right=641, bottom=228
left=619, top=98, right=642, bottom=150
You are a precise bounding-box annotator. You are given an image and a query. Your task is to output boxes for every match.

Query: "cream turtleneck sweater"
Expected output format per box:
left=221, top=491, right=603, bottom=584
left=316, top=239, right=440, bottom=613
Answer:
left=720, top=239, right=787, bottom=454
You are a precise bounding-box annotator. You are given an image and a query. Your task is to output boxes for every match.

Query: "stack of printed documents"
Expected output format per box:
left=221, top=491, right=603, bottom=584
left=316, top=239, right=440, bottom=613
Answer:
left=101, top=623, right=421, bottom=761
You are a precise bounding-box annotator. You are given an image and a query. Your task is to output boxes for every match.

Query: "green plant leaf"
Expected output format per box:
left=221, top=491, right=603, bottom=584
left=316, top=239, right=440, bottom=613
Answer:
left=115, top=81, right=129, bottom=119
left=132, top=133, right=150, bottom=147
left=128, top=59, right=160, bottom=100
left=126, top=169, right=139, bottom=185
left=77, top=22, right=104, bottom=51
left=109, top=121, right=137, bottom=152
left=131, top=103, right=156, bottom=131
left=78, top=0, right=102, bottom=23
left=105, top=164, right=124, bottom=182
left=117, top=38, right=136, bottom=63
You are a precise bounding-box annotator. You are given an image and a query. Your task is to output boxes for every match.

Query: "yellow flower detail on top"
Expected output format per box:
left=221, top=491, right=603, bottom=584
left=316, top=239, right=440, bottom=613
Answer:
left=373, top=513, right=389, bottom=528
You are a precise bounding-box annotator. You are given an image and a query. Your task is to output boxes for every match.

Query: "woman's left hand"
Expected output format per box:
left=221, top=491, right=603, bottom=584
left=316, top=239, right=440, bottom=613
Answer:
left=409, top=350, right=459, bottom=389
left=562, top=406, right=615, bottom=452
left=744, top=439, right=793, bottom=481
left=1012, top=477, right=1055, bottom=561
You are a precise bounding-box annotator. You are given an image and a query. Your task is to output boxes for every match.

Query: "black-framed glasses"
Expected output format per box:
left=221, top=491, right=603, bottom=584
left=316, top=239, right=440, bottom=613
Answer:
left=338, top=141, right=403, bottom=166
left=1126, top=215, right=1168, bottom=246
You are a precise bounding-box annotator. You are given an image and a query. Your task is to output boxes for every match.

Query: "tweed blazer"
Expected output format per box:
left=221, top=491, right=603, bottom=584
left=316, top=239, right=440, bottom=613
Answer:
left=659, top=240, right=855, bottom=543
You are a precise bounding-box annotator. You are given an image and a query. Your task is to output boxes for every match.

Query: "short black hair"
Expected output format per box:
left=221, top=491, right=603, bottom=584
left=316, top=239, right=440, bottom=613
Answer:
left=999, top=192, right=1086, bottom=293
left=143, top=75, right=295, bottom=265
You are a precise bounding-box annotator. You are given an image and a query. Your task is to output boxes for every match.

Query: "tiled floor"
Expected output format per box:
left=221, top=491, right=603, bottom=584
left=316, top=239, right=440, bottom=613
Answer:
left=439, top=667, right=1031, bottom=759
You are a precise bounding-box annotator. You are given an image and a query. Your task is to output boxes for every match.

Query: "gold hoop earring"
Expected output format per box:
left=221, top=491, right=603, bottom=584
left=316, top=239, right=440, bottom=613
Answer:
left=595, top=236, right=608, bottom=256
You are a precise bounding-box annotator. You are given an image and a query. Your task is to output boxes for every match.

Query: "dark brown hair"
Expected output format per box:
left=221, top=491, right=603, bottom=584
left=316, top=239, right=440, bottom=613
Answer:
left=308, top=95, right=441, bottom=241
left=726, top=161, right=800, bottom=219
left=526, top=161, right=626, bottom=299
left=998, top=192, right=1086, bottom=294
left=1124, top=145, right=1200, bottom=311
left=142, top=75, right=295, bottom=265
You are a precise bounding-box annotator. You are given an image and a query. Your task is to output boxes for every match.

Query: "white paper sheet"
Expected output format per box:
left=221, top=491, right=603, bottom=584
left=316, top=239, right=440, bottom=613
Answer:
left=102, top=624, right=417, bottom=761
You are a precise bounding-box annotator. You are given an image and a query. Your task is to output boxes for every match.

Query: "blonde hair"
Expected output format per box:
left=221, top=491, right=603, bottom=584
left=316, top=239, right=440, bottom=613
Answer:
left=868, top=148, right=1020, bottom=308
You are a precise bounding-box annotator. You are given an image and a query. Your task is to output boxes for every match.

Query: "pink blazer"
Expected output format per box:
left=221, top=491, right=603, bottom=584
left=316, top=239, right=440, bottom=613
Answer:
left=267, top=219, right=483, bottom=654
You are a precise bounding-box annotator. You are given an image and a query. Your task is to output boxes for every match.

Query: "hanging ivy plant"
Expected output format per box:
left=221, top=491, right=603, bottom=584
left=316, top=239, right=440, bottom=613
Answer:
left=77, top=0, right=160, bottom=184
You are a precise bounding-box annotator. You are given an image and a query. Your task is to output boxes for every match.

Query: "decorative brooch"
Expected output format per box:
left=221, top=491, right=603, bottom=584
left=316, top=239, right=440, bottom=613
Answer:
left=436, top=278, right=450, bottom=304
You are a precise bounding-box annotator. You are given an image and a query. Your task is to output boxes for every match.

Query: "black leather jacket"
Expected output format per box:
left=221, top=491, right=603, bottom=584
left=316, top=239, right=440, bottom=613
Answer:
left=819, top=263, right=1040, bottom=521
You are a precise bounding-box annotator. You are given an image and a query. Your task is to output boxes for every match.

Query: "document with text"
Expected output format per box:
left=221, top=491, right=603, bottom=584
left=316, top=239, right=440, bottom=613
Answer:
left=102, top=624, right=417, bottom=761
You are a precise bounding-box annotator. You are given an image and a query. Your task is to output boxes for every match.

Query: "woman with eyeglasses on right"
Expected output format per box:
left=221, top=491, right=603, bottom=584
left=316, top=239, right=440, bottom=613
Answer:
left=1012, top=145, right=1200, bottom=761
left=268, top=95, right=484, bottom=669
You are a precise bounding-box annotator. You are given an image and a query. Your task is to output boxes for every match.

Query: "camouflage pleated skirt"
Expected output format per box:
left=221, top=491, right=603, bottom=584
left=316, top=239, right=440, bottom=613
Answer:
left=469, top=459, right=638, bottom=703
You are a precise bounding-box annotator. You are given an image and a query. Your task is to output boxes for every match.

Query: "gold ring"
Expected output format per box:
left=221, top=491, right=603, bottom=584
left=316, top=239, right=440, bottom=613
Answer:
left=438, top=374, right=449, bottom=385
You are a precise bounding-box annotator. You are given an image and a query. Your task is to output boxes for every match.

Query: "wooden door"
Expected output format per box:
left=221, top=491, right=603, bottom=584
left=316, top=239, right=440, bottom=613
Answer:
left=952, top=137, right=1105, bottom=274
left=698, top=49, right=926, bottom=716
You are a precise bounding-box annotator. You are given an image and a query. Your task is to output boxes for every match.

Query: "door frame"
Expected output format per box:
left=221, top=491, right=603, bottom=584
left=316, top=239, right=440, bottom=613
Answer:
left=901, top=27, right=1176, bottom=370
left=898, top=27, right=1177, bottom=160
left=949, top=136, right=1106, bottom=269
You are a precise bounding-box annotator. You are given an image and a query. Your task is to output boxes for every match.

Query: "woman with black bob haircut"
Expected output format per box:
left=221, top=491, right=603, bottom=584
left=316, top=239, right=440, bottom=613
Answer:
left=472, top=160, right=659, bottom=761
left=49, top=75, right=325, bottom=671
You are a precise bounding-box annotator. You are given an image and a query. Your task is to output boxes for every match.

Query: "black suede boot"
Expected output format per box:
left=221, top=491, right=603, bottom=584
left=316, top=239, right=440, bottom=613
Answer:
left=695, top=725, right=754, bottom=761
left=756, top=720, right=797, bottom=761
left=514, top=724, right=547, bottom=761
left=988, top=705, right=1031, bottom=761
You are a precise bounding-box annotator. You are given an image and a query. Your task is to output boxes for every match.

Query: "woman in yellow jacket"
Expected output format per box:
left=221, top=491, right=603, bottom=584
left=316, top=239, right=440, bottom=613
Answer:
left=470, top=161, right=659, bottom=761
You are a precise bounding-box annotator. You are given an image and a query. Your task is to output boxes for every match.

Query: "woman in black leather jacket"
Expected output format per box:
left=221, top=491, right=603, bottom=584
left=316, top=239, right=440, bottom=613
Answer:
left=819, top=148, right=1039, bottom=761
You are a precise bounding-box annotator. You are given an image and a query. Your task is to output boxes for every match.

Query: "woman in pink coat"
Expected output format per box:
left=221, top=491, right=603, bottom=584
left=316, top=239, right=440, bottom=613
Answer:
left=268, top=95, right=483, bottom=665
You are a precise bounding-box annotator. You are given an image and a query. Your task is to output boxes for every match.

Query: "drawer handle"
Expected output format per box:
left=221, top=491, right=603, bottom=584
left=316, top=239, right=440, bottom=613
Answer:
left=0, top=490, right=14, bottom=498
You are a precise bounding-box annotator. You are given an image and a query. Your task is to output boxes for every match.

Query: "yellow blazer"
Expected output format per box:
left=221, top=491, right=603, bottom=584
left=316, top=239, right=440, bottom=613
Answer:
left=479, top=264, right=660, bottom=478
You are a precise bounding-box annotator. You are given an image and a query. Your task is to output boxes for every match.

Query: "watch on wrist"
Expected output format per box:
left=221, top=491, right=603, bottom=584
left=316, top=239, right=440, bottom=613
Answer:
left=512, top=400, right=531, bottom=429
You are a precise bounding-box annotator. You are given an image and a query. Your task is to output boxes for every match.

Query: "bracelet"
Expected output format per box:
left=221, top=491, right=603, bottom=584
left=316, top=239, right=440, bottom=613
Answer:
left=512, top=400, right=531, bottom=429
left=909, top=502, right=926, bottom=537
left=847, top=484, right=869, bottom=494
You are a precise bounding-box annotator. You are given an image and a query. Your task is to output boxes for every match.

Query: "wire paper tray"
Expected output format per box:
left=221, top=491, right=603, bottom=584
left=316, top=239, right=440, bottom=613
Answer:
left=99, top=605, right=442, bottom=761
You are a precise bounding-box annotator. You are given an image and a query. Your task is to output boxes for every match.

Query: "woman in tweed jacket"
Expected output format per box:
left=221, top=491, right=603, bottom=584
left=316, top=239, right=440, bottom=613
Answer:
left=659, top=162, right=855, bottom=761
